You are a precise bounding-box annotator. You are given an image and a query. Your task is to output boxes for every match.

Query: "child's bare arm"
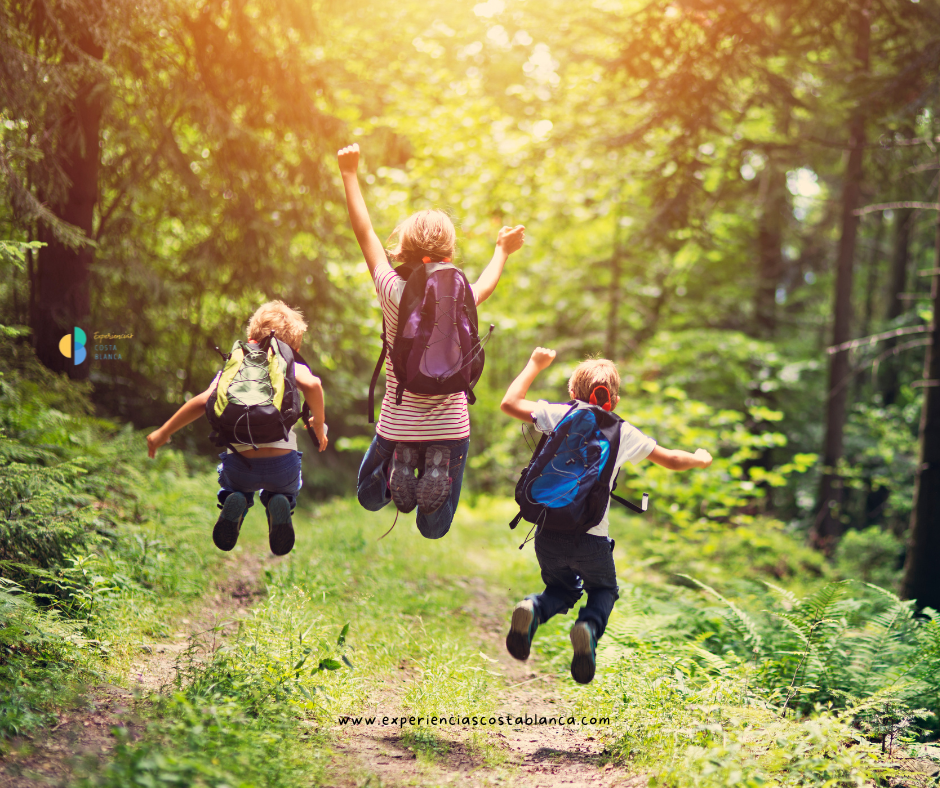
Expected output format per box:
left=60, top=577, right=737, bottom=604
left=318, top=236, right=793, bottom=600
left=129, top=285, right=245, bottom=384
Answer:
left=474, top=225, right=525, bottom=306
left=146, top=385, right=213, bottom=458
left=295, top=364, right=328, bottom=452
left=337, top=144, right=387, bottom=277
left=647, top=446, right=712, bottom=470
left=500, top=346, right=555, bottom=423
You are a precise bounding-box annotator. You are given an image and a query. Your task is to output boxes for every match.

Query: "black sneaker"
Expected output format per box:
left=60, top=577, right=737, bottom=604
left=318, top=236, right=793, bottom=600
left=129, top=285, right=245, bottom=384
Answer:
left=506, top=599, right=539, bottom=661
left=389, top=443, right=419, bottom=513
left=570, top=621, right=598, bottom=685
left=267, top=494, right=295, bottom=556
left=213, top=492, right=247, bottom=551
left=415, top=445, right=451, bottom=514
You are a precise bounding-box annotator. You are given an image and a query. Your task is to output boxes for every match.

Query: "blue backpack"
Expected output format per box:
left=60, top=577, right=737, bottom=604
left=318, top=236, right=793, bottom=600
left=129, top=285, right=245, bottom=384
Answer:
left=510, top=401, right=648, bottom=541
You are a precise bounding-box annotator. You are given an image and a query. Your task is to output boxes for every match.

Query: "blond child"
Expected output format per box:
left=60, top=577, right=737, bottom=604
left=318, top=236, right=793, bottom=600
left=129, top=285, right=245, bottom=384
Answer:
left=338, top=143, right=524, bottom=538
left=500, top=347, right=712, bottom=683
left=146, top=301, right=328, bottom=555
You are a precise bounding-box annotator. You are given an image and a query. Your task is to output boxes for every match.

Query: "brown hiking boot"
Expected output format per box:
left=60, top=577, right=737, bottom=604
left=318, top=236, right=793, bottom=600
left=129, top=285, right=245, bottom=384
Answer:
left=389, top=443, right=419, bottom=513
left=416, top=445, right=452, bottom=514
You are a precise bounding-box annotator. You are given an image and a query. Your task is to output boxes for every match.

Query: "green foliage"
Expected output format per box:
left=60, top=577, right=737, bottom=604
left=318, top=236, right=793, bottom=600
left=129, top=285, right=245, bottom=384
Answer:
left=0, top=581, right=87, bottom=742
left=668, top=578, right=939, bottom=735
left=0, top=349, right=237, bottom=750
left=77, top=695, right=328, bottom=788
left=0, top=344, right=143, bottom=604
left=834, top=527, right=905, bottom=589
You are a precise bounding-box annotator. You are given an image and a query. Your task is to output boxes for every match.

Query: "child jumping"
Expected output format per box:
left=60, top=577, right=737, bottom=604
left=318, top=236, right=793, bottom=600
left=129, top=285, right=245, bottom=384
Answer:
left=146, top=301, right=328, bottom=556
left=338, top=142, right=524, bottom=539
left=500, top=347, right=712, bottom=683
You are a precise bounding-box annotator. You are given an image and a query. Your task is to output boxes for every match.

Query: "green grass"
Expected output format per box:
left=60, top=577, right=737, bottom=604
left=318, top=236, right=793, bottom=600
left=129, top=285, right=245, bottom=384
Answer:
left=6, top=454, right=938, bottom=787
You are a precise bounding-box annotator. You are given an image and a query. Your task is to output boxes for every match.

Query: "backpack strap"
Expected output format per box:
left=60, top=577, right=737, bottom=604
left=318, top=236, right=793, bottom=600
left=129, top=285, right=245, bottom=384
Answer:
left=366, top=257, right=413, bottom=423
left=224, top=442, right=252, bottom=469
left=610, top=491, right=649, bottom=514
left=367, top=318, right=388, bottom=424
left=299, top=401, right=322, bottom=450
left=290, top=349, right=324, bottom=450
left=508, top=425, right=552, bottom=530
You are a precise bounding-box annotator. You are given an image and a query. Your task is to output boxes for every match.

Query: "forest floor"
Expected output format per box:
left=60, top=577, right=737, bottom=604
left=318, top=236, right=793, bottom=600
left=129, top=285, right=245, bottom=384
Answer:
left=3, top=481, right=939, bottom=788
left=1, top=491, right=645, bottom=788
left=0, top=552, right=269, bottom=788
left=326, top=570, right=645, bottom=787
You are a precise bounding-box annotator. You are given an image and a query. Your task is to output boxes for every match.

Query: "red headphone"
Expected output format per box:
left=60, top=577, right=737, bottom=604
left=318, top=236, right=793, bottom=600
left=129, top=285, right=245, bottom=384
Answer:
left=422, top=256, right=451, bottom=263
left=589, top=385, right=612, bottom=411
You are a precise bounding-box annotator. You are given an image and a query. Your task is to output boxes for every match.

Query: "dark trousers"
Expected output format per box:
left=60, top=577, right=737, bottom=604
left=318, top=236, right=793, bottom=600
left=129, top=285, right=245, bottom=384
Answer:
left=217, top=450, right=303, bottom=512
left=526, top=531, right=620, bottom=639
left=356, top=433, right=469, bottom=539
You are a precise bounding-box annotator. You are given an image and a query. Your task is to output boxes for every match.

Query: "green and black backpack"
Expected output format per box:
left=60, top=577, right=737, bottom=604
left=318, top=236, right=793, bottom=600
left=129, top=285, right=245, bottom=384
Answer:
left=206, top=331, right=320, bottom=457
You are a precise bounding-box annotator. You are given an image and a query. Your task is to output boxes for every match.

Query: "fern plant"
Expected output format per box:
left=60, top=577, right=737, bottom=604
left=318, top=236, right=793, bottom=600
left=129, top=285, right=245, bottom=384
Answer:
left=676, top=576, right=939, bottom=740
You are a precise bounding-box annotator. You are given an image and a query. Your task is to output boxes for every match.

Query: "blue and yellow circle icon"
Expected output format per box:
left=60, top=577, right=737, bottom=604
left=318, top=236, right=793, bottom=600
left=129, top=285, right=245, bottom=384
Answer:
left=58, top=327, right=87, bottom=364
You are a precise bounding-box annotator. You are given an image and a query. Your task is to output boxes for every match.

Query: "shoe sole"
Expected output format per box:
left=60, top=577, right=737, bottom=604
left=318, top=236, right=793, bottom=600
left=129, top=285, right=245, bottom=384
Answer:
left=570, top=623, right=596, bottom=685
left=389, top=444, right=419, bottom=513
left=213, top=494, right=247, bottom=551
left=416, top=446, right=451, bottom=514
left=506, top=601, right=535, bottom=661
left=267, top=495, right=295, bottom=556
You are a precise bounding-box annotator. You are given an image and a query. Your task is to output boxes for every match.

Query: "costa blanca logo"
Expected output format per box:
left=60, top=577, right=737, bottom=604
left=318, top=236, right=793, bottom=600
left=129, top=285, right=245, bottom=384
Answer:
left=58, top=327, right=87, bottom=364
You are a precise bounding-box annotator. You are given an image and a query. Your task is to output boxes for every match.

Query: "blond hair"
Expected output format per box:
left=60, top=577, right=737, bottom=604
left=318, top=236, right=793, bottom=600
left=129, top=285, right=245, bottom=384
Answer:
left=568, top=358, right=620, bottom=403
left=247, top=300, right=308, bottom=350
left=387, top=209, right=456, bottom=264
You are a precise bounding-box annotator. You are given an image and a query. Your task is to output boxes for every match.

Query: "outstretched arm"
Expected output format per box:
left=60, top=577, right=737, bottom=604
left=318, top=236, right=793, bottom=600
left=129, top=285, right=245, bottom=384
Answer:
left=146, top=384, right=214, bottom=458
left=474, top=225, right=525, bottom=306
left=500, top=346, right=555, bottom=423
left=295, top=363, right=329, bottom=452
left=338, top=143, right=387, bottom=276
left=647, top=445, right=712, bottom=470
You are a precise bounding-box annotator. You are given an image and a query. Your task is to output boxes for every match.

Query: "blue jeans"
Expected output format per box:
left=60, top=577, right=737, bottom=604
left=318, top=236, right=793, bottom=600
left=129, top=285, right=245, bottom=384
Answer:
left=217, top=451, right=303, bottom=512
left=357, top=434, right=470, bottom=539
left=526, top=531, right=620, bottom=639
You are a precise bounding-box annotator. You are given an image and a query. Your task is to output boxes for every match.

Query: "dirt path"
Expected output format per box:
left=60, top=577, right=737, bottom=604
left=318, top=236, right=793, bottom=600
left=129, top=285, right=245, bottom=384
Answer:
left=0, top=552, right=269, bottom=788
left=328, top=575, right=646, bottom=788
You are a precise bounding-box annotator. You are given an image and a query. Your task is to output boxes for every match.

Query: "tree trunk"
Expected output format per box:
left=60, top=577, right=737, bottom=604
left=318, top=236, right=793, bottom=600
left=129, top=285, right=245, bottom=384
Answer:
left=861, top=211, right=884, bottom=339
left=32, top=31, right=104, bottom=380
left=899, top=163, right=940, bottom=611
left=812, top=0, right=870, bottom=554
left=755, top=159, right=787, bottom=338
left=880, top=207, right=914, bottom=405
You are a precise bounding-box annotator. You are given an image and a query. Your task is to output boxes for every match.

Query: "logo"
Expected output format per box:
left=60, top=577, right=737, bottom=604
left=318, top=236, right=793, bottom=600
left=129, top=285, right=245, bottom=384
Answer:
left=58, top=327, right=87, bottom=364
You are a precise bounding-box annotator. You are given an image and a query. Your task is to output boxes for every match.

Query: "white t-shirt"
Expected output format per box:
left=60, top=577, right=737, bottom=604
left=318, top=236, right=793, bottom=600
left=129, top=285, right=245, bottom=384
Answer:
left=531, top=400, right=656, bottom=537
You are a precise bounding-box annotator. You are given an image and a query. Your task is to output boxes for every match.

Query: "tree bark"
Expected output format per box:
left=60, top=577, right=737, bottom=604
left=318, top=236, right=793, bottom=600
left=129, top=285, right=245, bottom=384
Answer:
left=880, top=207, right=914, bottom=405
left=755, top=159, right=787, bottom=338
left=861, top=211, right=884, bottom=339
left=32, top=30, right=104, bottom=380
left=812, top=0, right=870, bottom=554
left=900, top=162, right=940, bottom=611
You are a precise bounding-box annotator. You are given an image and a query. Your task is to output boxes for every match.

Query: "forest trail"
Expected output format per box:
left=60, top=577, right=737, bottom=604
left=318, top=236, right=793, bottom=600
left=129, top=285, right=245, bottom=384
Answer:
left=328, top=574, right=645, bottom=787
left=0, top=552, right=269, bottom=788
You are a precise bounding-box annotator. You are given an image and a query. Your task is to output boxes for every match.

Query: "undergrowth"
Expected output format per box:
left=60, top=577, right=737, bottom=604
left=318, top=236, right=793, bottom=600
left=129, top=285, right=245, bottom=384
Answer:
left=2, top=343, right=937, bottom=786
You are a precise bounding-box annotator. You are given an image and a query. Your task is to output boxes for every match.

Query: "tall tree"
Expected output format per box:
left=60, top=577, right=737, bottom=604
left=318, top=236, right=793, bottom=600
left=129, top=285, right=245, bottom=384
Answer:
left=812, top=0, right=871, bottom=553
left=900, top=151, right=940, bottom=611
left=0, top=0, right=109, bottom=377
left=33, top=20, right=105, bottom=379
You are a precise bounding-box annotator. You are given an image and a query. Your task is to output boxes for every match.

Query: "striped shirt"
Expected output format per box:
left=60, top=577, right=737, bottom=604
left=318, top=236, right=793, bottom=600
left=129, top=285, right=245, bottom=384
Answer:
left=373, top=260, right=472, bottom=441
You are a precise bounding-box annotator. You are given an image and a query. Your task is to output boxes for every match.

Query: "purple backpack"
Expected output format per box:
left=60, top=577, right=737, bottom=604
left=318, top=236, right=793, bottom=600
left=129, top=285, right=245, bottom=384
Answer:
left=367, top=261, right=493, bottom=422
